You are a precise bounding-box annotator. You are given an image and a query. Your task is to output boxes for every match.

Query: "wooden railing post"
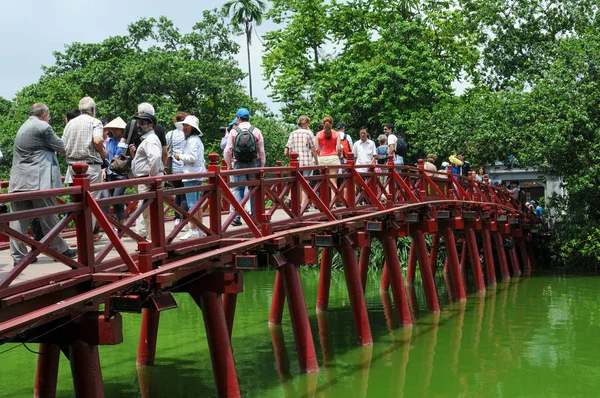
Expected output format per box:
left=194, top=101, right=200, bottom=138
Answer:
left=149, top=176, right=165, bottom=250
left=208, top=154, right=222, bottom=235
left=71, top=163, right=95, bottom=271
left=417, top=159, right=426, bottom=201
left=220, top=159, right=228, bottom=212
left=387, top=155, right=395, bottom=205
left=346, top=153, right=356, bottom=209
left=290, top=153, right=301, bottom=216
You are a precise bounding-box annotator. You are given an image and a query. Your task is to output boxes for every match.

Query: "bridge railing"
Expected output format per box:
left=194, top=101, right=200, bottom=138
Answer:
left=0, top=153, right=533, bottom=301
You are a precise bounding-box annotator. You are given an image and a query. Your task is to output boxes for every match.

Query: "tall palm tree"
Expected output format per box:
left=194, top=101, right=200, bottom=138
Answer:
left=223, top=0, right=267, bottom=99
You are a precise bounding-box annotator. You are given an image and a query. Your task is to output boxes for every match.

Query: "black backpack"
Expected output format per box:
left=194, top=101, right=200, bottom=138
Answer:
left=233, top=126, right=258, bottom=163
left=396, top=135, right=408, bottom=157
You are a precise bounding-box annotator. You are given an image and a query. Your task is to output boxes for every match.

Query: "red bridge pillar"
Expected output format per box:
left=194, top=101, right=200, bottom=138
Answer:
left=137, top=242, right=160, bottom=367
left=280, top=262, right=319, bottom=372
left=494, top=232, right=511, bottom=280
left=190, top=289, right=240, bottom=398
left=518, top=239, right=531, bottom=275
left=380, top=261, right=389, bottom=292
left=337, top=237, right=373, bottom=345
left=269, top=270, right=286, bottom=325
left=482, top=229, right=497, bottom=285
left=380, top=233, right=412, bottom=327
left=359, top=245, right=371, bottom=293
left=406, top=240, right=418, bottom=285
left=316, top=247, right=333, bottom=312
left=34, top=343, right=60, bottom=398
left=509, top=245, right=522, bottom=277
left=69, top=339, right=104, bottom=398
left=441, top=227, right=467, bottom=301
left=429, top=234, right=440, bottom=273
left=412, top=230, right=441, bottom=312
left=466, top=228, right=486, bottom=292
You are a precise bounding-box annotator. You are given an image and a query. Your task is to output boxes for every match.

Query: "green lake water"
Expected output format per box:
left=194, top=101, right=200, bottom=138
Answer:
left=1, top=269, right=599, bottom=397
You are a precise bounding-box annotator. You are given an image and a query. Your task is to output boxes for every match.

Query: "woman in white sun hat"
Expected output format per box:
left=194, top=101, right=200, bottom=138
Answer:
left=173, top=115, right=206, bottom=240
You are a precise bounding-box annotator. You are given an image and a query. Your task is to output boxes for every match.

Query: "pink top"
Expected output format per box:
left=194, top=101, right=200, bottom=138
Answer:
left=316, top=130, right=338, bottom=157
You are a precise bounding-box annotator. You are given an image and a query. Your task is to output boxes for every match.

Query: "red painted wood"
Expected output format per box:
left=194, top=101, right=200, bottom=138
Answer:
left=281, top=263, right=319, bottom=373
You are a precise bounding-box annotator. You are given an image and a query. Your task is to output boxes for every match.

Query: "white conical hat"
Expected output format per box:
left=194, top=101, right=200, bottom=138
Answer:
left=104, top=117, right=127, bottom=130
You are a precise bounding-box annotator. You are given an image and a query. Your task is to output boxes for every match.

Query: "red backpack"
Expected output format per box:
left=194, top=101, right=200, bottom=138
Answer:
left=340, top=135, right=351, bottom=158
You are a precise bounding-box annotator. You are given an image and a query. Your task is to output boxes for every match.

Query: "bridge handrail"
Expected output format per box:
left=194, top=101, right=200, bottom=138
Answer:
left=0, top=153, right=536, bottom=304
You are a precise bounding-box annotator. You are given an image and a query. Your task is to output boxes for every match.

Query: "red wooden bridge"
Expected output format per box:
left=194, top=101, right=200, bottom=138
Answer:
left=0, top=153, right=540, bottom=397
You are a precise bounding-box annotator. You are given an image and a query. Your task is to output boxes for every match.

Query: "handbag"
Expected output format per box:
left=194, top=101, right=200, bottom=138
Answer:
left=165, top=132, right=173, bottom=175
left=109, top=154, right=131, bottom=175
left=109, top=120, right=135, bottom=174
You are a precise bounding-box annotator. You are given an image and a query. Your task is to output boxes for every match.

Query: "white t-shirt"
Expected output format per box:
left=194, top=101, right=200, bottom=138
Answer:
left=387, top=134, right=400, bottom=161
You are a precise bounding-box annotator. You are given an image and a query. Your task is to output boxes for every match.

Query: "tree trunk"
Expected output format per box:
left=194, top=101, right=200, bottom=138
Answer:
left=246, top=23, right=253, bottom=99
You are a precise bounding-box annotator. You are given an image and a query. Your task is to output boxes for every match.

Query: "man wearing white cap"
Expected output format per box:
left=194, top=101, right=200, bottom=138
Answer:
left=129, top=113, right=164, bottom=238
left=104, top=117, right=129, bottom=222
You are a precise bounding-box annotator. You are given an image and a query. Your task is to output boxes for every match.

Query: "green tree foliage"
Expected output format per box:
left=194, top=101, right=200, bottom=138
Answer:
left=262, top=0, right=475, bottom=135
left=0, top=12, right=264, bottom=160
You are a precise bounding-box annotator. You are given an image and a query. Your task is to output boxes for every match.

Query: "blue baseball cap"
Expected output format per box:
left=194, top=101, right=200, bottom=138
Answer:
left=235, top=108, right=250, bottom=119
left=228, top=118, right=237, bottom=128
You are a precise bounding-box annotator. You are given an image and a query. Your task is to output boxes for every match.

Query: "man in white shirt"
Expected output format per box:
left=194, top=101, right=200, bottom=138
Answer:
left=352, top=127, right=377, bottom=173
left=383, top=123, right=403, bottom=165
left=129, top=113, right=164, bottom=238
left=62, top=97, right=108, bottom=240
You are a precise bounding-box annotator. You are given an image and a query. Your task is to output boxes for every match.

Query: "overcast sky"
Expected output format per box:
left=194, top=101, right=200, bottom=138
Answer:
left=0, top=0, right=277, bottom=110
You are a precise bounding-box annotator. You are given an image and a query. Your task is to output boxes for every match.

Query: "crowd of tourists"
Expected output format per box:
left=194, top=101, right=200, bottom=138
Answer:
left=7, top=101, right=539, bottom=266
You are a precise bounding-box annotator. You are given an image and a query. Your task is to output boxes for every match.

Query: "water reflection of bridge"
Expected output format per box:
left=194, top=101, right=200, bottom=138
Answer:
left=0, top=154, right=540, bottom=397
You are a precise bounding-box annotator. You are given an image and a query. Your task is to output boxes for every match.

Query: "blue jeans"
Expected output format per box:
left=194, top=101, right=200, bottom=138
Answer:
left=108, top=173, right=127, bottom=221
left=233, top=161, right=259, bottom=222
left=183, top=180, right=202, bottom=210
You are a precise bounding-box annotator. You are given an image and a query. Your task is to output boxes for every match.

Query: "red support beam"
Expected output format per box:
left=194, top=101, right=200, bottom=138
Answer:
left=280, top=262, right=319, bottom=373
left=379, top=261, right=389, bottom=292
left=466, top=228, right=486, bottom=292
left=136, top=307, right=160, bottom=366
left=406, top=240, right=418, bottom=285
left=68, top=339, right=104, bottom=398
left=34, top=343, right=60, bottom=398
left=509, top=246, right=522, bottom=277
left=494, top=233, right=511, bottom=280
left=441, top=227, right=467, bottom=301
left=223, top=293, right=237, bottom=339
left=192, top=290, right=240, bottom=398
left=358, top=246, right=371, bottom=293
left=482, top=229, right=497, bottom=285
left=338, top=237, right=373, bottom=345
left=429, top=234, right=440, bottom=273
left=412, top=230, right=440, bottom=312
left=380, top=233, right=412, bottom=327
left=316, top=247, right=333, bottom=312
left=518, top=239, right=532, bottom=275
left=269, top=270, right=286, bottom=325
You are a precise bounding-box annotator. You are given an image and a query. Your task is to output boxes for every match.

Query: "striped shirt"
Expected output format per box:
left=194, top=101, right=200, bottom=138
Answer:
left=165, top=127, right=186, bottom=174
left=62, top=113, right=104, bottom=165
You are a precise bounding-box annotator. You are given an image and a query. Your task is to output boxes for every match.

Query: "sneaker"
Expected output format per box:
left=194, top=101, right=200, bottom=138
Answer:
left=180, top=229, right=201, bottom=240
left=13, top=257, right=38, bottom=267
left=232, top=219, right=242, bottom=227
left=174, top=218, right=189, bottom=231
